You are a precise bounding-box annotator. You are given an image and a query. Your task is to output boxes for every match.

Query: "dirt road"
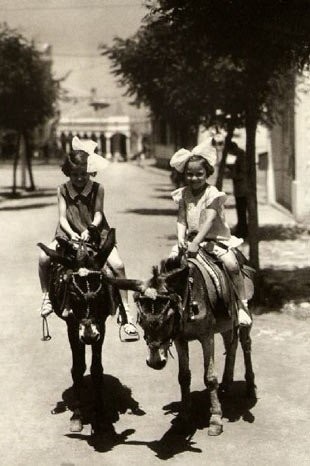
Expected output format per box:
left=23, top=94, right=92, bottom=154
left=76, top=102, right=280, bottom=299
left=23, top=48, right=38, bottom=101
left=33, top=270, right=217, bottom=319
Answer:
left=0, top=163, right=309, bottom=466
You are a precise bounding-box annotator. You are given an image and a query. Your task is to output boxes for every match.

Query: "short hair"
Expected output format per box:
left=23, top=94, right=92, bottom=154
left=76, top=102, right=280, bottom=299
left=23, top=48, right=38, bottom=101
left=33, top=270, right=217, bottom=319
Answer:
left=61, top=150, right=89, bottom=177
left=184, top=155, right=214, bottom=177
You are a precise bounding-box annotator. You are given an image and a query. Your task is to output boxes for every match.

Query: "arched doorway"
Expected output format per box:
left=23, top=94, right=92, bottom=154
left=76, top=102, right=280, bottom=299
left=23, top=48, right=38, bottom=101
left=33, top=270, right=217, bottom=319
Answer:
left=111, top=132, right=127, bottom=161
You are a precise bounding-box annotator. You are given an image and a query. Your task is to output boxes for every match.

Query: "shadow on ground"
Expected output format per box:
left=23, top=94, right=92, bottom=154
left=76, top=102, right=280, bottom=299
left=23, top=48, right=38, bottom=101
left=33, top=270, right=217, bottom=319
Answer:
left=0, top=188, right=56, bottom=211
left=258, top=224, right=309, bottom=241
left=0, top=202, right=56, bottom=211
left=51, top=374, right=145, bottom=453
left=124, top=208, right=177, bottom=216
left=0, top=188, right=55, bottom=200
left=255, top=267, right=310, bottom=312
left=126, top=382, right=256, bottom=460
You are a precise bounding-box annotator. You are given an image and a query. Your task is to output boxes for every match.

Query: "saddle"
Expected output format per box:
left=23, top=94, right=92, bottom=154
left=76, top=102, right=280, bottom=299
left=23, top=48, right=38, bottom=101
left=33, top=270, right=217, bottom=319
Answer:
left=188, top=253, right=235, bottom=321
left=187, top=245, right=255, bottom=321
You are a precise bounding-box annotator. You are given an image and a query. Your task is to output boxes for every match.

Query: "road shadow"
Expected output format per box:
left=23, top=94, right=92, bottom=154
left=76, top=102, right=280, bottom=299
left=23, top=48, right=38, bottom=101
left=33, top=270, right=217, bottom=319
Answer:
left=152, top=186, right=174, bottom=192
left=51, top=373, right=145, bottom=453
left=124, top=208, right=177, bottom=216
left=255, top=267, right=310, bottom=311
left=0, top=202, right=56, bottom=211
left=0, top=188, right=56, bottom=211
left=126, top=383, right=256, bottom=460
left=153, top=194, right=174, bottom=201
left=0, top=188, right=55, bottom=200
left=258, top=224, right=309, bottom=241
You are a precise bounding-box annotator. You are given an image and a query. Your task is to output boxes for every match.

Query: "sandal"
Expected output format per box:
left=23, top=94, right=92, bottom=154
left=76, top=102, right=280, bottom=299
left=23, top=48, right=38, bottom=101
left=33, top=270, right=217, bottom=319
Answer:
left=238, top=308, right=252, bottom=327
left=119, top=322, right=139, bottom=342
left=40, top=293, right=54, bottom=317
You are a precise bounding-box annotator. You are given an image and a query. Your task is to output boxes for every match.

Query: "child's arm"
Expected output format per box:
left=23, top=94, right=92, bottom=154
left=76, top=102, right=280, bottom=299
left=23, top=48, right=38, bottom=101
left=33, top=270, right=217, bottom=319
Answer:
left=92, top=185, right=104, bottom=227
left=80, top=185, right=104, bottom=241
left=177, top=198, right=187, bottom=249
left=57, top=187, right=80, bottom=241
left=188, top=209, right=217, bottom=254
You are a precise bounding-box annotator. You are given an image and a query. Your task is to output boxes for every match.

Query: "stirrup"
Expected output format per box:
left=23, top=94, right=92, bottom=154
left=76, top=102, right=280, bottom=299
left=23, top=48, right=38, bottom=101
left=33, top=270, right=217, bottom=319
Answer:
left=40, top=293, right=54, bottom=317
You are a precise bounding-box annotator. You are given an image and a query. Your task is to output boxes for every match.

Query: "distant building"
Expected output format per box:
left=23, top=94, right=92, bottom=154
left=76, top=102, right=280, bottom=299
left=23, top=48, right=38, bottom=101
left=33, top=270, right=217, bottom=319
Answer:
left=57, top=88, right=151, bottom=161
left=270, top=71, right=310, bottom=222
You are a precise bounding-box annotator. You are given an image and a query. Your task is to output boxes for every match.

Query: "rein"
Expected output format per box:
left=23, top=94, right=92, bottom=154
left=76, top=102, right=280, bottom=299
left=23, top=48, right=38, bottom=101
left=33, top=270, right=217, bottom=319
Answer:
left=71, top=270, right=103, bottom=318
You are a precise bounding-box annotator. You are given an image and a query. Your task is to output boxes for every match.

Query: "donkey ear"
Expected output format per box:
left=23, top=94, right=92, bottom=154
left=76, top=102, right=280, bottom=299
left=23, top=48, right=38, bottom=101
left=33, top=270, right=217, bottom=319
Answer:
left=164, top=266, right=189, bottom=295
left=37, top=243, right=73, bottom=268
left=95, top=228, right=116, bottom=267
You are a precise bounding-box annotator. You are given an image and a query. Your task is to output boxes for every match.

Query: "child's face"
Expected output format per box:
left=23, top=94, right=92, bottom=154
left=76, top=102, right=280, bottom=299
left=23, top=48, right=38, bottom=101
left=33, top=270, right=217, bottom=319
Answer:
left=185, top=160, right=207, bottom=191
left=69, top=165, right=90, bottom=189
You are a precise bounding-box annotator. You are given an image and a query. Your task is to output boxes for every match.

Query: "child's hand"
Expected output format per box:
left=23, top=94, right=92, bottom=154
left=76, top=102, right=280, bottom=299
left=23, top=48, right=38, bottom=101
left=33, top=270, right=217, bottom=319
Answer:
left=187, top=241, right=199, bottom=257
left=178, top=239, right=187, bottom=251
left=70, top=232, right=80, bottom=242
left=81, top=229, right=90, bottom=241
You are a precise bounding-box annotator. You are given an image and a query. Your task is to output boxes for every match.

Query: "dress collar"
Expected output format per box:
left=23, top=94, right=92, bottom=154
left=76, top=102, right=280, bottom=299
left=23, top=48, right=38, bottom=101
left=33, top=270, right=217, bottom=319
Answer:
left=66, top=180, right=93, bottom=199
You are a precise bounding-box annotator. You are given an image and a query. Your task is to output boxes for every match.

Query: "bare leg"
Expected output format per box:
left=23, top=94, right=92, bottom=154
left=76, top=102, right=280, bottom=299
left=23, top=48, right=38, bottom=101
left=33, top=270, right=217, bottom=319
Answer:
left=220, top=250, right=252, bottom=326
left=107, top=247, right=138, bottom=338
left=201, top=336, right=223, bottom=436
left=38, top=240, right=57, bottom=315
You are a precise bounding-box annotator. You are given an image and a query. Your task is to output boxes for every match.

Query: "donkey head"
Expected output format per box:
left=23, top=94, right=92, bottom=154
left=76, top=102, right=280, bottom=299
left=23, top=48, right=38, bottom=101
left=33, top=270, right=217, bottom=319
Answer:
left=135, top=264, right=189, bottom=370
left=38, top=229, right=116, bottom=344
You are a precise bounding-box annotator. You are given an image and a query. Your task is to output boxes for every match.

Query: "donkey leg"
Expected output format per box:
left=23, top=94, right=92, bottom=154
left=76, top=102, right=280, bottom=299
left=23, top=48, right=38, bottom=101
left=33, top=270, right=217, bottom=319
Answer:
left=201, top=336, right=223, bottom=436
left=174, top=338, right=191, bottom=421
left=220, top=327, right=239, bottom=393
left=67, top=323, right=86, bottom=432
left=239, top=326, right=257, bottom=399
left=90, top=337, right=107, bottom=432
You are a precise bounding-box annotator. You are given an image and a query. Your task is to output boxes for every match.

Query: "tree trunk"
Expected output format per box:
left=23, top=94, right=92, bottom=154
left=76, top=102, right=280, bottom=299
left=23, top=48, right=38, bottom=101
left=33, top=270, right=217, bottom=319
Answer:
left=12, top=133, right=21, bottom=195
left=245, top=109, right=259, bottom=270
left=24, top=130, right=36, bottom=191
left=216, top=122, right=234, bottom=190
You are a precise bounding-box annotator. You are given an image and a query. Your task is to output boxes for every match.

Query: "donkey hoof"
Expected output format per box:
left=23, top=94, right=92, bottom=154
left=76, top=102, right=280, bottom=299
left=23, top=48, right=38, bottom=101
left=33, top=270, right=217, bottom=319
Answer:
left=208, top=424, right=223, bottom=436
left=70, top=417, right=83, bottom=432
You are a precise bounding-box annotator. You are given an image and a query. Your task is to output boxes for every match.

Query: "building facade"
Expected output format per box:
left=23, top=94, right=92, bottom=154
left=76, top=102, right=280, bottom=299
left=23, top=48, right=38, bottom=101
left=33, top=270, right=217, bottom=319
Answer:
left=57, top=91, right=150, bottom=161
left=270, top=71, right=310, bottom=221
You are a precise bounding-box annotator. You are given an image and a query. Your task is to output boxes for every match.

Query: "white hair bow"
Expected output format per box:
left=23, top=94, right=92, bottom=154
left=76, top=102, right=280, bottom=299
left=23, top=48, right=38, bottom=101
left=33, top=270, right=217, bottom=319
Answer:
left=170, top=141, right=217, bottom=173
left=72, top=136, right=109, bottom=173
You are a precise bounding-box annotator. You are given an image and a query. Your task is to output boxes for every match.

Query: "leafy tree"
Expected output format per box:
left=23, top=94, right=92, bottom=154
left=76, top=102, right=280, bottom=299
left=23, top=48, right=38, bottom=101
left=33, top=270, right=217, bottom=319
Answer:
left=102, top=19, right=244, bottom=148
left=0, top=24, right=58, bottom=192
left=104, top=1, right=310, bottom=269
left=150, top=0, right=310, bottom=269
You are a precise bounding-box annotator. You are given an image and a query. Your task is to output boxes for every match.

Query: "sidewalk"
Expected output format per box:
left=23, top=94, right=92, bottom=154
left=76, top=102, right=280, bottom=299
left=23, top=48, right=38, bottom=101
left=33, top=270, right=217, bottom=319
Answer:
left=141, top=158, right=298, bottom=228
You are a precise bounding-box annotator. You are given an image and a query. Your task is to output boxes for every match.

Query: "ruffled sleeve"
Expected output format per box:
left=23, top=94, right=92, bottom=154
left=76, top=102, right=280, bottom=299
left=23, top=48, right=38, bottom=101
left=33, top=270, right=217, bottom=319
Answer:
left=171, top=187, right=186, bottom=205
left=205, top=186, right=227, bottom=209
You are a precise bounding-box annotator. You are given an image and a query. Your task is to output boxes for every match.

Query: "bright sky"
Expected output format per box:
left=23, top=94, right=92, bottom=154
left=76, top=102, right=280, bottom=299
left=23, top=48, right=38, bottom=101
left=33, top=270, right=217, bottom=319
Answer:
left=0, top=0, right=147, bottom=98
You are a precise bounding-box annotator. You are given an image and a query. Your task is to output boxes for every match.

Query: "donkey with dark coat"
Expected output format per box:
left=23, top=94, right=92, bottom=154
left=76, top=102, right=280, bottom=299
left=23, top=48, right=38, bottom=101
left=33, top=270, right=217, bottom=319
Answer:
left=132, top=259, right=257, bottom=436
left=38, top=229, right=142, bottom=433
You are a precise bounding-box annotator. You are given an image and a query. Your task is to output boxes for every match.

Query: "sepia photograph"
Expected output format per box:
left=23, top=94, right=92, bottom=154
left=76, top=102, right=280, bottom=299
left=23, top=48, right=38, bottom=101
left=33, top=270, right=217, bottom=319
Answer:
left=0, top=1, right=309, bottom=465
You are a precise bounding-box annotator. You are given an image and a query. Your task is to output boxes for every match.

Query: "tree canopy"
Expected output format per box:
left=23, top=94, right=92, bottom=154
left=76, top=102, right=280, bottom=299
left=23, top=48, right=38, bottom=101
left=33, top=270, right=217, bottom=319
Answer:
left=0, top=23, right=57, bottom=132
left=103, top=1, right=310, bottom=269
left=0, top=23, right=58, bottom=191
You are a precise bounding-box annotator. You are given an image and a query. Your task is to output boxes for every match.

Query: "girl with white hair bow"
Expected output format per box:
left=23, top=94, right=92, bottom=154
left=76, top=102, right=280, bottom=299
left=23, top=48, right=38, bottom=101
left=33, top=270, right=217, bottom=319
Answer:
left=38, top=136, right=139, bottom=339
left=169, top=141, right=252, bottom=327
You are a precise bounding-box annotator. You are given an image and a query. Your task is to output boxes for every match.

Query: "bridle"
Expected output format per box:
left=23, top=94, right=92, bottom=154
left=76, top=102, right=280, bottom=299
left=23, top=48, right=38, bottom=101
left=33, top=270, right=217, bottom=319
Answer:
left=136, top=292, right=182, bottom=351
left=70, top=270, right=103, bottom=319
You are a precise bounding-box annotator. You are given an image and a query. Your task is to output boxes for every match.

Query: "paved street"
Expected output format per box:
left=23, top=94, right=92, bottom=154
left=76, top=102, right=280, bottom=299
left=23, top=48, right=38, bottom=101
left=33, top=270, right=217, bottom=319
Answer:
left=0, top=161, right=309, bottom=466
